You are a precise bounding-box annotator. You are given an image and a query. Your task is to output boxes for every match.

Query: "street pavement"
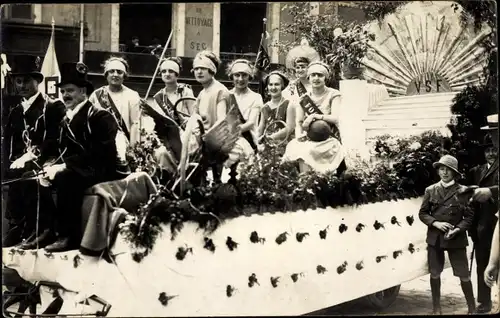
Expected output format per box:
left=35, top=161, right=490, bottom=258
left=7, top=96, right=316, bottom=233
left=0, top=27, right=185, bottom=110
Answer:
left=313, top=262, right=499, bottom=315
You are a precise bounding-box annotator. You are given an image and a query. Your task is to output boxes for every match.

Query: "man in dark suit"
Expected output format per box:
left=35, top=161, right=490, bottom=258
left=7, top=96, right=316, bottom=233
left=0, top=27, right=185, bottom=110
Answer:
left=467, top=114, right=499, bottom=313
left=39, top=62, right=122, bottom=252
left=2, top=55, right=66, bottom=248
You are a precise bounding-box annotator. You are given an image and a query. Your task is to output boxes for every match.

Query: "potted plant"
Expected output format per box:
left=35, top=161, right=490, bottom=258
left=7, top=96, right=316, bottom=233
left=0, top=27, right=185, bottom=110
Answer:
left=326, top=25, right=375, bottom=80
left=278, top=3, right=375, bottom=81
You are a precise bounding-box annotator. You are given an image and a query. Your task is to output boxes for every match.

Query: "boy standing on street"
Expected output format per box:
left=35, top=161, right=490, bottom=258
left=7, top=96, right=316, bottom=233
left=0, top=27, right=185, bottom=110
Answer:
left=419, top=154, right=476, bottom=314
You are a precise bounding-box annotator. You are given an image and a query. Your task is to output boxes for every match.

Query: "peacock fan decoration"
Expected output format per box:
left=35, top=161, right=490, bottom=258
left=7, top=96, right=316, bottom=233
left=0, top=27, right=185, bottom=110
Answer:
left=362, top=7, right=492, bottom=96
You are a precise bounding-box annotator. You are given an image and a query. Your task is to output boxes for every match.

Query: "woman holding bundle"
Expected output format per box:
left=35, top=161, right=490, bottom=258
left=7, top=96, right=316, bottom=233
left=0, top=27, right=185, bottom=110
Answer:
left=283, top=61, right=346, bottom=175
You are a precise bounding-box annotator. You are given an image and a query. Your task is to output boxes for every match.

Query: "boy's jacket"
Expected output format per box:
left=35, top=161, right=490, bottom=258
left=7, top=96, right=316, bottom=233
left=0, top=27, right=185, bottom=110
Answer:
left=419, top=182, right=474, bottom=249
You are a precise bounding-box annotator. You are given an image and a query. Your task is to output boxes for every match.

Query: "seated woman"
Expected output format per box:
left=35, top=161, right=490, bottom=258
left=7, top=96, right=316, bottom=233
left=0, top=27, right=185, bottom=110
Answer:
left=282, top=62, right=346, bottom=175
left=144, top=57, right=198, bottom=177
left=258, top=70, right=296, bottom=143
left=190, top=51, right=231, bottom=183
left=141, top=57, right=198, bottom=180
left=282, top=56, right=312, bottom=101
left=151, top=57, right=196, bottom=127
left=225, top=59, right=263, bottom=167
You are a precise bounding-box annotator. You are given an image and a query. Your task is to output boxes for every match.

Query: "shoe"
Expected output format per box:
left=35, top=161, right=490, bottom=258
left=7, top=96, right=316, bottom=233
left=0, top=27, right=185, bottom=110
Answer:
left=2, top=224, right=25, bottom=247
left=431, top=307, right=442, bottom=315
left=476, top=302, right=491, bottom=314
left=19, top=229, right=55, bottom=250
left=44, top=237, right=73, bottom=253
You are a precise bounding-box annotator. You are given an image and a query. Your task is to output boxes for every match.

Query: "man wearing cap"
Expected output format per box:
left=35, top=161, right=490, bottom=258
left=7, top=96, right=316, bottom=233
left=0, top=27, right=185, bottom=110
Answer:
left=40, top=62, right=120, bottom=252
left=2, top=55, right=66, bottom=248
left=419, top=154, right=476, bottom=314
left=466, top=113, right=499, bottom=313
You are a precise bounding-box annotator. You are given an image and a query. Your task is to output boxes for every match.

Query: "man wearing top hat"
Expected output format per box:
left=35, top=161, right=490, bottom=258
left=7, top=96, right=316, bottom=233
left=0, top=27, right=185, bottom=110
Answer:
left=466, top=114, right=499, bottom=313
left=39, top=62, right=121, bottom=253
left=2, top=55, right=66, bottom=248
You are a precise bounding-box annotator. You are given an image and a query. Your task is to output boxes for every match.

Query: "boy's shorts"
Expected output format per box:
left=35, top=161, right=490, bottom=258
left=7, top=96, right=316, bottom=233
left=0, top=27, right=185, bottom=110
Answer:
left=428, top=245, right=469, bottom=278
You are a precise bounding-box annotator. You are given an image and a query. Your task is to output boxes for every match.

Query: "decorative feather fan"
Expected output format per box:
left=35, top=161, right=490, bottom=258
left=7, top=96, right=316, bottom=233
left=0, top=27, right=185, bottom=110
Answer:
left=362, top=3, right=491, bottom=96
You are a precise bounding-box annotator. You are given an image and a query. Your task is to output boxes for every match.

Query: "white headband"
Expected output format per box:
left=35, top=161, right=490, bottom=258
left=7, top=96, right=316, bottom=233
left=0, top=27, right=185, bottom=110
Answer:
left=192, top=56, right=217, bottom=74
left=161, top=59, right=180, bottom=74
left=229, top=61, right=253, bottom=78
left=307, top=63, right=330, bottom=78
left=105, top=60, right=127, bottom=74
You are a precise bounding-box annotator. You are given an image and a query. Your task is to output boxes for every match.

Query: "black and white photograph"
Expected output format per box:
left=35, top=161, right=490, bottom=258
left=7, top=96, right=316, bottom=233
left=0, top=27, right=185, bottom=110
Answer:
left=1, top=1, right=498, bottom=316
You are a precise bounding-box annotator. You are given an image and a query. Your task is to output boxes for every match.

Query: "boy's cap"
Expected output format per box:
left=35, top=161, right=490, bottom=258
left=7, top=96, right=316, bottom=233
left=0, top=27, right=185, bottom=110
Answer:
left=433, top=154, right=460, bottom=175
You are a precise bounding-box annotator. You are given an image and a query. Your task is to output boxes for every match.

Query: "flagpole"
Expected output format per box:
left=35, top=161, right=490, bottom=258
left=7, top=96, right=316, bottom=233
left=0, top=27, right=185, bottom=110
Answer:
left=51, top=17, right=55, bottom=36
left=253, top=18, right=267, bottom=71
left=79, top=4, right=85, bottom=62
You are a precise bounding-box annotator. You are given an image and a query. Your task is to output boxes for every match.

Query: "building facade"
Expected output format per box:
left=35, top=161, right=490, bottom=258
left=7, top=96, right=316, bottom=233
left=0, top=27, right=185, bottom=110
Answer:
left=1, top=2, right=366, bottom=95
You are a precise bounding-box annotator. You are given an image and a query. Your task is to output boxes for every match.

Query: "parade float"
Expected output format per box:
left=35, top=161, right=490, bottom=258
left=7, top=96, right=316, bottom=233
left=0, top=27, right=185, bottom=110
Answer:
left=2, top=1, right=491, bottom=316
left=2, top=127, right=472, bottom=317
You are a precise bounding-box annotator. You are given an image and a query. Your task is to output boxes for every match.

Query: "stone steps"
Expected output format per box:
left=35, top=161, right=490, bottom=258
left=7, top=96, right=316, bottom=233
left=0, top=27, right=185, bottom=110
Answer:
left=376, top=92, right=457, bottom=106
left=364, top=92, right=456, bottom=141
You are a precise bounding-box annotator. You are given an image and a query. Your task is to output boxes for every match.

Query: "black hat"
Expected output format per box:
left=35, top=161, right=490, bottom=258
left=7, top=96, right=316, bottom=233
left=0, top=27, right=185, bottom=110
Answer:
left=264, top=70, right=290, bottom=88
left=307, top=120, right=331, bottom=142
left=55, top=62, right=94, bottom=93
left=480, top=133, right=495, bottom=149
left=9, top=55, right=44, bottom=82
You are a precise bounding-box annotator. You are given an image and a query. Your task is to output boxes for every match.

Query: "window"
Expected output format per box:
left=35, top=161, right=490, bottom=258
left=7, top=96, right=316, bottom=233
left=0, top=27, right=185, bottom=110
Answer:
left=2, top=4, right=33, bottom=21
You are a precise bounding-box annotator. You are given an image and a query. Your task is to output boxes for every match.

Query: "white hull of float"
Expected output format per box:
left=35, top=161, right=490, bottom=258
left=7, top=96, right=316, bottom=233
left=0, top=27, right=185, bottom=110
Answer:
left=3, top=197, right=470, bottom=316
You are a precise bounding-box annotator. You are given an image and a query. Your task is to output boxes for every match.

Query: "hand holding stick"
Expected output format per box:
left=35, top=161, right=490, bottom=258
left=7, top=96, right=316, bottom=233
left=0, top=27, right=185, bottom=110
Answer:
left=139, top=30, right=174, bottom=143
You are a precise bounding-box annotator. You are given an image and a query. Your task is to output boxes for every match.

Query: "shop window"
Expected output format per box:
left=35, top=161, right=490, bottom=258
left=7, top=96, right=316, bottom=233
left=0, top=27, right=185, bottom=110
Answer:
left=2, top=4, right=33, bottom=22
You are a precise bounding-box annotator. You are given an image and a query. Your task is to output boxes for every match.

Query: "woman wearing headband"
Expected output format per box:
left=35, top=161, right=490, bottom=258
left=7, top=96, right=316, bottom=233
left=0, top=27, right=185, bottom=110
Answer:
left=192, top=51, right=231, bottom=183
left=224, top=59, right=263, bottom=167
left=89, top=56, right=146, bottom=176
left=258, top=70, right=296, bottom=142
left=282, top=56, right=312, bottom=101
left=283, top=61, right=346, bottom=175
left=89, top=56, right=143, bottom=146
left=151, top=57, right=196, bottom=127
left=193, top=51, right=230, bottom=132
left=139, top=57, right=198, bottom=178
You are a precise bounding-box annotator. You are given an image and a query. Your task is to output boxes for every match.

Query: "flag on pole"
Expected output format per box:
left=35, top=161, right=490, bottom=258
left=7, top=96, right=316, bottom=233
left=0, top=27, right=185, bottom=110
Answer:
left=255, top=27, right=271, bottom=101
left=39, top=17, right=61, bottom=99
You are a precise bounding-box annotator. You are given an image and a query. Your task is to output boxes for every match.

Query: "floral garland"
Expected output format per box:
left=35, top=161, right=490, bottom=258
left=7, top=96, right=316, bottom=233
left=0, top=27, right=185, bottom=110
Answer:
left=122, top=131, right=451, bottom=261
left=125, top=129, right=162, bottom=180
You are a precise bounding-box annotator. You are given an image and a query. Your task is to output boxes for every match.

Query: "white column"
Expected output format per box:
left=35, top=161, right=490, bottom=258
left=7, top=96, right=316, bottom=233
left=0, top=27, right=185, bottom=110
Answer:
left=339, top=79, right=371, bottom=163
left=212, top=3, right=220, bottom=55
left=110, top=4, right=120, bottom=52
left=269, top=3, right=280, bottom=64
left=33, top=4, right=42, bottom=24
left=174, top=3, right=186, bottom=56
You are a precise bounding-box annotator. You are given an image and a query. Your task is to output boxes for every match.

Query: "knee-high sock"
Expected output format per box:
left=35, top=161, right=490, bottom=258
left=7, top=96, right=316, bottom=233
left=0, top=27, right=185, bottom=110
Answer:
left=430, top=277, right=441, bottom=311
left=460, top=280, right=476, bottom=311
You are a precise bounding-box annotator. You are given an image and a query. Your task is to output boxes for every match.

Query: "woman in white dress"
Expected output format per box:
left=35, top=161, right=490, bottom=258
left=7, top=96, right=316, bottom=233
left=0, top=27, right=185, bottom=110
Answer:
left=283, top=62, right=346, bottom=175
left=225, top=59, right=263, bottom=167
left=258, top=70, right=296, bottom=143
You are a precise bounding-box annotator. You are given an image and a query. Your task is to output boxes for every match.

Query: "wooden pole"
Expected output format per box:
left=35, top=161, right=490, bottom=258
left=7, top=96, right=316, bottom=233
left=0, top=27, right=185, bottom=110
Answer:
left=79, top=4, right=84, bottom=62
left=139, top=30, right=174, bottom=143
